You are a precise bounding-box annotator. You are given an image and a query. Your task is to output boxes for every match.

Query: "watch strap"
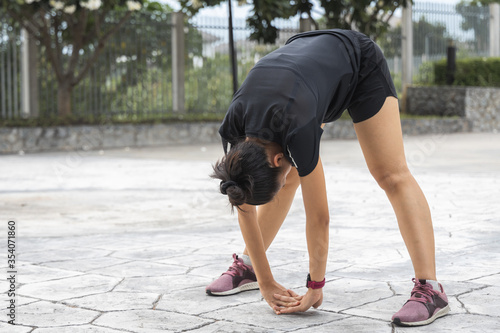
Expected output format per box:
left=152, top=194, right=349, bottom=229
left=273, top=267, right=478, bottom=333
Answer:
left=306, top=273, right=325, bottom=289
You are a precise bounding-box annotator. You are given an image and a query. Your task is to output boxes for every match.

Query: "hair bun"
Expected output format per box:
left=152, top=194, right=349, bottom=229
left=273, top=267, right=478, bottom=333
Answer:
left=220, top=180, right=238, bottom=195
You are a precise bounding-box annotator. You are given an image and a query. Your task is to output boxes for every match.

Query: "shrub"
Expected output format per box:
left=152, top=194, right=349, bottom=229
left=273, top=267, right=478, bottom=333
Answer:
left=434, top=57, right=500, bottom=87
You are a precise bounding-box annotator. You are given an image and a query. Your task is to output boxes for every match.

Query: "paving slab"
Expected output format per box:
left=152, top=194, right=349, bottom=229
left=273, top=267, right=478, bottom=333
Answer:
left=0, top=133, right=499, bottom=332
left=320, top=278, right=394, bottom=312
left=91, top=261, right=185, bottom=278
left=17, top=274, right=122, bottom=301
left=93, top=310, right=213, bottom=332
left=39, top=257, right=130, bottom=272
left=17, top=264, right=83, bottom=284
left=113, top=275, right=210, bottom=296
left=458, top=286, right=500, bottom=317
left=201, top=302, right=343, bottom=331
left=293, top=316, right=392, bottom=332
left=14, top=301, right=100, bottom=327
left=32, top=326, right=126, bottom=333
left=0, top=322, right=33, bottom=333
left=186, top=320, right=279, bottom=333
left=62, top=292, right=160, bottom=312
left=156, top=287, right=261, bottom=315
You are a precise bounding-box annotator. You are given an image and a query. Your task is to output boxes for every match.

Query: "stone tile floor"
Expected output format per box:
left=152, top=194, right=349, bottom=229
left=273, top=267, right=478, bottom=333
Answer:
left=0, top=133, right=499, bottom=332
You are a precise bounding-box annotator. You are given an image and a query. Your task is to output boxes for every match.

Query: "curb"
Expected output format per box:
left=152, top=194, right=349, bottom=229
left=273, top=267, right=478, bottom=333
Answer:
left=0, top=118, right=473, bottom=154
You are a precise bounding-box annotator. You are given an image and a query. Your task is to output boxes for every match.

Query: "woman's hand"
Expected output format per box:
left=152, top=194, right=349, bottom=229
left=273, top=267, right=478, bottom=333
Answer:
left=260, top=280, right=301, bottom=314
left=273, top=288, right=323, bottom=314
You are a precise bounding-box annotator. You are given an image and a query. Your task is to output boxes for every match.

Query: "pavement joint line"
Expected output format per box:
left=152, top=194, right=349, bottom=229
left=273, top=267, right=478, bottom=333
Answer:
left=92, top=322, right=137, bottom=333
left=180, top=320, right=217, bottom=333
left=28, top=264, right=90, bottom=275
left=194, top=299, right=263, bottom=316
left=465, top=272, right=500, bottom=283
left=285, top=314, right=353, bottom=332
left=458, top=284, right=491, bottom=295
left=87, top=311, right=103, bottom=326
left=453, top=295, right=470, bottom=315
left=58, top=290, right=119, bottom=304
left=151, top=294, right=163, bottom=310
left=337, top=294, right=397, bottom=314
left=103, top=250, right=120, bottom=257
left=197, top=313, right=282, bottom=332
left=85, top=260, right=136, bottom=271
left=333, top=311, right=393, bottom=324
left=386, top=281, right=397, bottom=296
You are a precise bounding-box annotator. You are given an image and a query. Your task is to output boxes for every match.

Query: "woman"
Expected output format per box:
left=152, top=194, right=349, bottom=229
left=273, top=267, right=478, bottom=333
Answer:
left=206, top=29, right=450, bottom=327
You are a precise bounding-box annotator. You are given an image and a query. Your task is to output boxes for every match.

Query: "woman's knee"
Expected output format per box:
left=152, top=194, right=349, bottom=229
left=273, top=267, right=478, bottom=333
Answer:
left=371, top=166, right=413, bottom=193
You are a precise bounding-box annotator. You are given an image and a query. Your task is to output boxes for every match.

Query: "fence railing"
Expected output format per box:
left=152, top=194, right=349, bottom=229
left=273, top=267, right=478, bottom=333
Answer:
left=1, top=15, right=22, bottom=120
left=186, top=15, right=299, bottom=114
left=0, top=1, right=496, bottom=121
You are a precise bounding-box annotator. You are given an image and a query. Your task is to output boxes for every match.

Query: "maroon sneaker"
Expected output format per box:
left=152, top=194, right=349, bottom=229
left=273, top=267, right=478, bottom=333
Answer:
left=392, top=278, right=450, bottom=326
left=206, top=254, right=259, bottom=296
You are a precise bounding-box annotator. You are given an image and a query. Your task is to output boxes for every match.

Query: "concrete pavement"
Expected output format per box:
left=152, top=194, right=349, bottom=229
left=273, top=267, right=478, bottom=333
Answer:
left=1, top=132, right=499, bottom=332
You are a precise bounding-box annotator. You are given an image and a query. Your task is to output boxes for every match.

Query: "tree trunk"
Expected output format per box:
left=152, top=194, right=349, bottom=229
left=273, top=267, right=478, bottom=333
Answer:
left=57, top=82, right=73, bottom=118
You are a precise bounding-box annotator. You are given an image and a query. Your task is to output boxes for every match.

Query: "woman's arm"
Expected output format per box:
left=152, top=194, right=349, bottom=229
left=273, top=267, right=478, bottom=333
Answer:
left=275, top=157, right=330, bottom=314
left=238, top=204, right=300, bottom=313
left=302, top=156, right=329, bottom=282
left=237, top=204, right=273, bottom=285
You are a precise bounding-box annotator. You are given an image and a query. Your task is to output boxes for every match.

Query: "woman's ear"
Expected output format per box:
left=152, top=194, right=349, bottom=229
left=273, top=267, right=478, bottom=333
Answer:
left=272, top=153, right=285, bottom=168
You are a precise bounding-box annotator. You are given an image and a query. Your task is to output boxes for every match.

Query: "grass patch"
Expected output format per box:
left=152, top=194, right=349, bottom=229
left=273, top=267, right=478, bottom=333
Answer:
left=0, top=112, right=226, bottom=128
left=1, top=112, right=460, bottom=128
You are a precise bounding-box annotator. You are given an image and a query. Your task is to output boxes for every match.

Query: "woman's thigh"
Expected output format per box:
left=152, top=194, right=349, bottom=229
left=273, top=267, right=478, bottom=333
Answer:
left=353, top=96, right=409, bottom=182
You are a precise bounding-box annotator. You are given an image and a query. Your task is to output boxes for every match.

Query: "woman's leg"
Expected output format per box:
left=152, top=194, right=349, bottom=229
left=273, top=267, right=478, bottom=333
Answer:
left=243, top=167, right=301, bottom=255
left=353, top=96, right=436, bottom=280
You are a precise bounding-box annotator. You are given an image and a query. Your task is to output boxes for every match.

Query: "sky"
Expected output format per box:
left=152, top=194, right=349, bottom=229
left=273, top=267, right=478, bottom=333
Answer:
left=158, top=0, right=465, bottom=19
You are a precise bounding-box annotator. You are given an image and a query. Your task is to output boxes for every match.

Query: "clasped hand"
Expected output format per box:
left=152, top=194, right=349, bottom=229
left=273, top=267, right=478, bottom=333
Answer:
left=260, top=280, right=323, bottom=315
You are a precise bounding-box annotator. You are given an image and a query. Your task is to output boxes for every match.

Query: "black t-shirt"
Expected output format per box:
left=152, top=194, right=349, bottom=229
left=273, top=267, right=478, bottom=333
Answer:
left=219, top=29, right=361, bottom=177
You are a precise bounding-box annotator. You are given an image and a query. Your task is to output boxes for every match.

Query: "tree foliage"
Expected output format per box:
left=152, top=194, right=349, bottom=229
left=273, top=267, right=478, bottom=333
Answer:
left=315, top=0, right=411, bottom=40
left=0, top=0, right=149, bottom=117
left=456, top=0, right=492, bottom=53
left=179, top=0, right=412, bottom=43
left=378, top=16, right=449, bottom=58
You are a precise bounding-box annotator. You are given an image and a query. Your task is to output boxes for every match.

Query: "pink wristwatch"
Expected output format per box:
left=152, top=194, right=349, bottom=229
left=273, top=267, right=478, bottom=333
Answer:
left=306, top=274, right=325, bottom=289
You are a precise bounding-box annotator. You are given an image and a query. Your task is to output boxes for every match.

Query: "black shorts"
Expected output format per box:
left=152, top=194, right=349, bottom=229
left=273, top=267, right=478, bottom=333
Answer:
left=347, top=33, right=398, bottom=123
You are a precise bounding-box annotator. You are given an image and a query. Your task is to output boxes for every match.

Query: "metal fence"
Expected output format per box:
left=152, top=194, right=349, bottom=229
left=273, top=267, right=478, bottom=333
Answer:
left=381, top=2, right=491, bottom=90
left=186, top=16, right=299, bottom=114
left=41, top=12, right=174, bottom=119
left=0, top=15, right=21, bottom=119
left=411, top=1, right=490, bottom=84
left=1, top=11, right=175, bottom=120
left=0, top=2, right=496, bottom=120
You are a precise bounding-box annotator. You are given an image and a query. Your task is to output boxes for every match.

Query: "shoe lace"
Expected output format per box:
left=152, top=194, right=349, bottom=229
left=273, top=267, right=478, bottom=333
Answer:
left=222, top=254, right=249, bottom=277
left=409, top=278, right=438, bottom=304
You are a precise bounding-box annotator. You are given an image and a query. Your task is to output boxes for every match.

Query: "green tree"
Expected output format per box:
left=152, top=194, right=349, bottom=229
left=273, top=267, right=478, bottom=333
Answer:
left=456, top=0, right=492, bottom=53
left=378, top=16, right=449, bottom=58
left=1, top=0, right=145, bottom=117
left=179, top=0, right=412, bottom=43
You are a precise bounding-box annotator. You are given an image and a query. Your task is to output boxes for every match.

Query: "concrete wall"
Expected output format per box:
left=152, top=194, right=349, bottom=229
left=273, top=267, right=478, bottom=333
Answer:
left=406, top=87, right=466, bottom=117
left=0, top=122, right=221, bottom=154
left=466, top=88, right=500, bottom=132
left=407, top=86, right=500, bottom=132
left=0, top=118, right=473, bottom=154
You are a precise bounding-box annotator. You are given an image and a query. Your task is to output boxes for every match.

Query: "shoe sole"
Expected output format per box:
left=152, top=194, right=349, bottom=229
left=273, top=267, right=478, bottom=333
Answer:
left=393, top=304, right=450, bottom=327
left=206, top=282, right=259, bottom=296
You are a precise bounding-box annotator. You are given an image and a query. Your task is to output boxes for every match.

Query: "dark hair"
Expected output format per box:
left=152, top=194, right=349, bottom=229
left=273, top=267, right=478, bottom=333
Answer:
left=211, top=140, right=282, bottom=210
